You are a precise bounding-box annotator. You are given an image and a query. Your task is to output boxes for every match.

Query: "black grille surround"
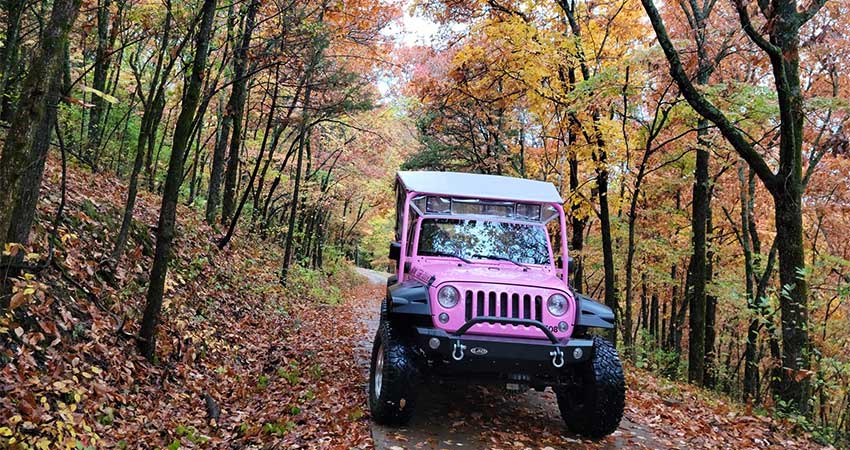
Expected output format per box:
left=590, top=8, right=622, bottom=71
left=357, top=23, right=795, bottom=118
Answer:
left=464, top=289, right=545, bottom=322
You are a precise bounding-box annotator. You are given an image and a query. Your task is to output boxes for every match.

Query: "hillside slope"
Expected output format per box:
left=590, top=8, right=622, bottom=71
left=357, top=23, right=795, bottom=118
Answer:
left=1, top=158, right=371, bottom=448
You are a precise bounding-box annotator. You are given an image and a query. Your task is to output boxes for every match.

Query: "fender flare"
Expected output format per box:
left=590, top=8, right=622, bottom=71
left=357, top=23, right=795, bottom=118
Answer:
left=574, top=292, right=615, bottom=329
left=386, top=277, right=431, bottom=318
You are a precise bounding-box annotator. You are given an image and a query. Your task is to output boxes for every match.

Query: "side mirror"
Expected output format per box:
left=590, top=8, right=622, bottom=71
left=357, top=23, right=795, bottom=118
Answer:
left=556, top=256, right=576, bottom=272
left=389, top=242, right=401, bottom=261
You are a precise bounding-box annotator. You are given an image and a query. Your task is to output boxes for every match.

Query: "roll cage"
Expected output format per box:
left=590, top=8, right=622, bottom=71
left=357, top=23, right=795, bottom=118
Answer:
left=393, top=172, right=571, bottom=286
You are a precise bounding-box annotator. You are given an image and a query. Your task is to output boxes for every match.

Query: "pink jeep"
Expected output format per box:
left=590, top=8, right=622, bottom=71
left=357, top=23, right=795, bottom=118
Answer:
left=368, top=171, right=625, bottom=438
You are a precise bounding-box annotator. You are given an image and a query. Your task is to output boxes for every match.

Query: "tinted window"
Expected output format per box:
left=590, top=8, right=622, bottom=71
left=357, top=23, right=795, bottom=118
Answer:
left=394, top=183, right=404, bottom=241
left=417, top=218, right=550, bottom=265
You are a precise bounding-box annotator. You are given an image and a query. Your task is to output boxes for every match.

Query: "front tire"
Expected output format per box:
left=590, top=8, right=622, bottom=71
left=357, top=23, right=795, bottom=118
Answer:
left=556, top=336, right=625, bottom=438
left=368, top=319, right=418, bottom=425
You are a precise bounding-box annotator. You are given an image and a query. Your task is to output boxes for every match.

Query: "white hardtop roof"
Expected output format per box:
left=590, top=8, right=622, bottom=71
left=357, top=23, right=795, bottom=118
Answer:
left=397, top=171, right=563, bottom=204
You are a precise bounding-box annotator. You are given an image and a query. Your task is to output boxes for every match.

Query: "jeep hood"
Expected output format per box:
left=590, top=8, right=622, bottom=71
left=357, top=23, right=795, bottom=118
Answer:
left=409, top=261, right=567, bottom=291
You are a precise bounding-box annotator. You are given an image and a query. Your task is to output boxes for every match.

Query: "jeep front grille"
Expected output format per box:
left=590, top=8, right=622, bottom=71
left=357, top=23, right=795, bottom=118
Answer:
left=464, top=290, right=544, bottom=322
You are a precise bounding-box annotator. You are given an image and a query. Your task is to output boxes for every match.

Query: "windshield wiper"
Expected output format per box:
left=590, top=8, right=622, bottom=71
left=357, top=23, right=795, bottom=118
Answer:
left=471, top=253, right=529, bottom=269
left=423, top=251, right=472, bottom=264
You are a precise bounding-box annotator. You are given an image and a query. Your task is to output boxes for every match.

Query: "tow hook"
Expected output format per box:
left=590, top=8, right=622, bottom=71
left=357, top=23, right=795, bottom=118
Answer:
left=550, top=347, right=565, bottom=368
left=452, top=340, right=467, bottom=361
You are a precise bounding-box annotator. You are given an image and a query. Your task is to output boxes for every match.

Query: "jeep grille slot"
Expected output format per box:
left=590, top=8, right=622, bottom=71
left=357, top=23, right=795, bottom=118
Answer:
left=465, top=290, right=473, bottom=321
left=522, top=295, right=532, bottom=320
left=535, top=295, right=543, bottom=320
left=488, top=292, right=497, bottom=316
left=500, top=293, right=508, bottom=317
left=476, top=291, right=485, bottom=317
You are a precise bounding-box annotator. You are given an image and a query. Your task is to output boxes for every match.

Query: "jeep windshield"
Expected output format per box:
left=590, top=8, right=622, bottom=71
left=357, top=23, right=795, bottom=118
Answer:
left=417, top=218, right=550, bottom=265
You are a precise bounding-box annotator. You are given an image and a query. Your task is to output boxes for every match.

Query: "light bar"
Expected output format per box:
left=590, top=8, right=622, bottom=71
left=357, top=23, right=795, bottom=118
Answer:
left=516, top=203, right=541, bottom=220
left=417, top=196, right=549, bottom=222
left=426, top=196, right=451, bottom=213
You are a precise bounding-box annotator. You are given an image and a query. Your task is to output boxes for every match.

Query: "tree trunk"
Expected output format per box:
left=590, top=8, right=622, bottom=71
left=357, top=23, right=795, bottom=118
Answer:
left=111, top=113, right=152, bottom=263
left=281, top=101, right=312, bottom=283
left=144, top=93, right=166, bottom=191
left=569, top=155, right=585, bottom=292
left=93, top=3, right=125, bottom=166
left=666, top=190, right=681, bottom=353
left=650, top=292, right=659, bottom=344
left=315, top=211, right=327, bottom=268
left=221, top=0, right=260, bottom=225
left=218, top=70, right=279, bottom=248
left=687, top=15, right=713, bottom=381
left=597, top=158, right=618, bottom=345
left=187, top=119, right=203, bottom=205
left=688, top=132, right=709, bottom=386
left=624, top=146, right=651, bottom=356
left=0, top=0, right=82, bottom=250
left=5, top=77, right=61, bottom=246
left=661, top=294, right=667, bottom=347
left=206, top=96, right=231, bottom=224
left=139, top=0, right=217, bottom=359
left=772, top=181, right=810, bottom=412
left=566, top=113, right=586, bottom=292
left=741, top=163, right=771, bottom=401
left=86, top=0, right=111, bottom=160
left=704, top=203, right=717, bottom=388
left=640, top=273, right=649, bottom=332
left=0, top=0, right=26, bottom=113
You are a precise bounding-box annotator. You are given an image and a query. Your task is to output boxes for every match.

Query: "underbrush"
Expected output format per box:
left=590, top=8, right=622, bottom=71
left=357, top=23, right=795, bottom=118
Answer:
left=0, top=159, right=371, bottom=449
left=284, top=249, right=366, bottom=305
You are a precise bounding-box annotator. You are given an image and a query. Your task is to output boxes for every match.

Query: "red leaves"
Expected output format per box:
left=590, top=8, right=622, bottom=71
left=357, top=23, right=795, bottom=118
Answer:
left=791, top=368, right=815, bottom=382
left=620, top=369, right=828, bottom=449
left=8, top=290, right=27, bottom=310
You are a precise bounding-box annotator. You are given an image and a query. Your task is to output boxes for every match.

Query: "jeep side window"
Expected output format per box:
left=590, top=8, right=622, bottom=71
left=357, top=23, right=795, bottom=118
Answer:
left=394, top=182, right=404, bottom=241
left=406, top=206, right=419, bottom=256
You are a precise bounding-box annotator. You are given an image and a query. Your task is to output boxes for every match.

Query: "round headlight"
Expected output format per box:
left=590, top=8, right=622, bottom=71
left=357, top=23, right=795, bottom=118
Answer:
left=547, top=294, right=569, bottom=316
left=437, top=285, right=460, bottom=308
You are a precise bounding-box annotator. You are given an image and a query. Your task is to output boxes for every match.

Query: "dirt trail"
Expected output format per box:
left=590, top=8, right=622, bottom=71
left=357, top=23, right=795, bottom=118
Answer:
left=353, top=268, right=670, bottom=450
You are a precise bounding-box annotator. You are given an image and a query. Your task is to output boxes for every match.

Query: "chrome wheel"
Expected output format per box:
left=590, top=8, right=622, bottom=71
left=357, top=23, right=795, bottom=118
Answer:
left=374, top=342, right=385, bottom=397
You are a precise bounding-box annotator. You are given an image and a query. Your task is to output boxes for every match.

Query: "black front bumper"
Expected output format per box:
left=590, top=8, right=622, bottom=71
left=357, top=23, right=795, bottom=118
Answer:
left=416, top=327, right=593, bottom=365
left=412, top=317, right=594, bottom=386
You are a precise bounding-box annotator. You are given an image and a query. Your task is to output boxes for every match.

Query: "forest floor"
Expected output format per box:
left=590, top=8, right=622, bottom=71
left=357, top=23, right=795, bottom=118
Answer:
left=0, top=159, right=835, bottom=449
left=0, top=159, right=374, bottom=449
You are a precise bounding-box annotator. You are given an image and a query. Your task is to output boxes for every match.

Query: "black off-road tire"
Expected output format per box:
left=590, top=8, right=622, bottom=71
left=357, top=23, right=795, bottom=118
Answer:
left=555, top=336, right=625, bottom=438
left=368, top=314, right=419, bottom=425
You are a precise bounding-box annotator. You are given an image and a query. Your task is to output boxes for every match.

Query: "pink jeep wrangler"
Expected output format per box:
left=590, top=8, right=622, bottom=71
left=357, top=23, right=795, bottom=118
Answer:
left=368, top=171, right=624, bottom=438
